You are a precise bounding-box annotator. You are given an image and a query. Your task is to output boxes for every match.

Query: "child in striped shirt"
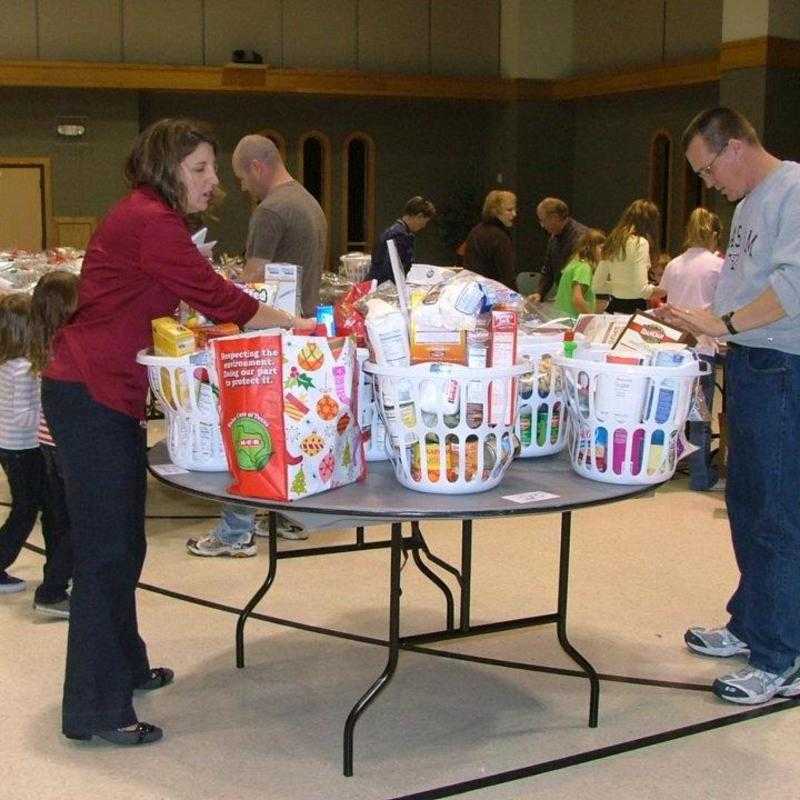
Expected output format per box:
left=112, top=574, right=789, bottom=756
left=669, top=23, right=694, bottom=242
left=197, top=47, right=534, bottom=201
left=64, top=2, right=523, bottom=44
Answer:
left=29, top=271, right=80, bottom=616
left=0, top=293, right=43, bottom=594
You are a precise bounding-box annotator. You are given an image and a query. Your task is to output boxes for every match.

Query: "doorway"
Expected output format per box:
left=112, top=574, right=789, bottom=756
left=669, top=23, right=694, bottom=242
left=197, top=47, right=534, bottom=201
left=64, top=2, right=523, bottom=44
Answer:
left=0, top=158, right=54, bottom=251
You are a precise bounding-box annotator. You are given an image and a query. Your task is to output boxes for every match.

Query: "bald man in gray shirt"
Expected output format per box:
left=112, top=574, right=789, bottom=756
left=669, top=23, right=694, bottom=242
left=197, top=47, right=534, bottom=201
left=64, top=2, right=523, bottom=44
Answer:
left=234, top=134, right=327, bottom=316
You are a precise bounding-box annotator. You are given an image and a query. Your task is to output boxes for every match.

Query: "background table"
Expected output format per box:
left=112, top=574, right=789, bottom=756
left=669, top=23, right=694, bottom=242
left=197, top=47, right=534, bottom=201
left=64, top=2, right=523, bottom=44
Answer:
left=148, top=440, right=653, bottom=775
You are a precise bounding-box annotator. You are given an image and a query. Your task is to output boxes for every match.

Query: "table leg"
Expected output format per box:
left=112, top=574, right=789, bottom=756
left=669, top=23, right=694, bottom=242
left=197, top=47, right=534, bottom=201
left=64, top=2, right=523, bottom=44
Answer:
left=236, top=511, right=279, bottom=669
left=343, top=521, right=402, bottom=777
left=460, top=519, right=473, bottom=632
left=555, top=511, right=599, bottom=727
left=409, top=521, right=456, bottom=630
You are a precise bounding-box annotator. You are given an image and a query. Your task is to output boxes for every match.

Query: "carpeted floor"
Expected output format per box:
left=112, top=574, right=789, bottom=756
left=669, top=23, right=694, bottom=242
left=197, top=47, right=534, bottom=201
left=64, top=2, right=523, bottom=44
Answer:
left=1, top=434, right=798, bottom=800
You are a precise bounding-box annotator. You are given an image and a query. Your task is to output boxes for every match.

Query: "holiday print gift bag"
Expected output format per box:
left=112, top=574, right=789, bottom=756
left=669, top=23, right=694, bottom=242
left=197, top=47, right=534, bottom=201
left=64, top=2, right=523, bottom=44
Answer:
left=211, top=331, right=366, bottom=501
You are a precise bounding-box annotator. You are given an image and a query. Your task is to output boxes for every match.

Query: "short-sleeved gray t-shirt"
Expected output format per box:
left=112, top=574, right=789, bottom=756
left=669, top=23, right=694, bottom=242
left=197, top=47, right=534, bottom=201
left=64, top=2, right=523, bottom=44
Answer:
left=712, top=161, right=800, bottom=354
left=246, top=180, right=327, bottom=316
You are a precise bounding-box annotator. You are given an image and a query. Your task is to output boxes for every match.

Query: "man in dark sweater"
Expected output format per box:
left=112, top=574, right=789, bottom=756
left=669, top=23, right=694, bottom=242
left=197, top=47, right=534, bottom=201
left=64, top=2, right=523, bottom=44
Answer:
left=369, top=196, right=436, bottom=284
left=529, top=198, right=587, bottom=302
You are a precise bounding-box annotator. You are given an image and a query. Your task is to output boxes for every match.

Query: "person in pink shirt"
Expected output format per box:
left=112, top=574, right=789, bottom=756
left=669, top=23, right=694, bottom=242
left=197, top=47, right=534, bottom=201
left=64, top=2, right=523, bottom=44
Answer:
left=42, top=118, right=314, bottom=746
left=659, top=207, right=723, bottom=490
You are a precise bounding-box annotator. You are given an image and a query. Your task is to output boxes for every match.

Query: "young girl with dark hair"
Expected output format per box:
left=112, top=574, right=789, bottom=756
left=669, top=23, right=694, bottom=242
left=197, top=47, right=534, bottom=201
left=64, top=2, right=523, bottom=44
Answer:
left=0, top=293, right=43, bottom=594
left=29, top=271, right=80, bottom=616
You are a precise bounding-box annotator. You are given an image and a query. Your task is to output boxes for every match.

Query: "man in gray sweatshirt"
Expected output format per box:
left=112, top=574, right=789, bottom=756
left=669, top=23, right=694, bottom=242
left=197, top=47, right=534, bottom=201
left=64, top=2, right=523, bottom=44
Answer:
left=660, top=106, right=800, bottom=705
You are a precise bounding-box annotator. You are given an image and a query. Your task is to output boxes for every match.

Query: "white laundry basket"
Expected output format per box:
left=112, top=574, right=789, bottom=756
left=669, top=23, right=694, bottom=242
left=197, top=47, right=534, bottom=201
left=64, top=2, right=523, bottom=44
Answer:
left=137, top=348, right=228, bottom=471
left=516, top=332, right=568, bottom=457
left=363, top=360, right=528, bottom=494
left=556, top=354, right=708, bottom=485
left=356, top=348, right=389, bottom=461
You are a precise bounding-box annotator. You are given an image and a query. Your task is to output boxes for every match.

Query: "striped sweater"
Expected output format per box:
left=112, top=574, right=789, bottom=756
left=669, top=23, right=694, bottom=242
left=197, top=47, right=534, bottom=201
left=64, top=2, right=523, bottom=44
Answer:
left=0, top=357, right=40, bottom=450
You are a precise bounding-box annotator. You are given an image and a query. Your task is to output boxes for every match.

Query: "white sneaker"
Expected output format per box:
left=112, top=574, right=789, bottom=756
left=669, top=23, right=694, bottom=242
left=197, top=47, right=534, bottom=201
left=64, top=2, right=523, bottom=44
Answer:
left=254, top=517, right=308, bottom=541
left=186, top=535, right=257, bottom=557
left=713, top=660, right=800, bottom=704
left=685, top=625, right=749, bottom=657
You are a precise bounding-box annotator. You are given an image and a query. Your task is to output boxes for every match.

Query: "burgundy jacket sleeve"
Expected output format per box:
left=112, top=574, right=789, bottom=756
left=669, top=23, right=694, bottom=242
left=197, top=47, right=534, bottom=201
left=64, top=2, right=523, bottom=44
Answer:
left=139, top=212, right=258, bottom=327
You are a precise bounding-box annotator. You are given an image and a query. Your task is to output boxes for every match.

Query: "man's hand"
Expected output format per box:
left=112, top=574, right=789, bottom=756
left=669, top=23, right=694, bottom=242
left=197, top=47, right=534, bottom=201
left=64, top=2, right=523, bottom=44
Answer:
left=527, top=293, right=542, bottom=304
left=651, top=304, right=727, bottom=337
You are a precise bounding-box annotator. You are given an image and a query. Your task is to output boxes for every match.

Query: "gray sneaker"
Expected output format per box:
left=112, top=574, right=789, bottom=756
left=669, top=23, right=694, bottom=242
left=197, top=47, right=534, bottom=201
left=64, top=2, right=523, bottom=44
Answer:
left=254, top=517, right=308, bottom=541
left=685, top=626, right=750, bottom=657
left=713, top=660, right=800, bottom=704
left=33, top=597, right=70, bottom=618
left=186, top=535, right=257, bottom=558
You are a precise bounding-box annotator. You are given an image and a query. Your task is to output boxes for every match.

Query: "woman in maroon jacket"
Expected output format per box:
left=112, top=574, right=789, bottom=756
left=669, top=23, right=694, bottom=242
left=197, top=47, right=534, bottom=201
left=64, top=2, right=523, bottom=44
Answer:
left=42, top=119, right=312, bottom=746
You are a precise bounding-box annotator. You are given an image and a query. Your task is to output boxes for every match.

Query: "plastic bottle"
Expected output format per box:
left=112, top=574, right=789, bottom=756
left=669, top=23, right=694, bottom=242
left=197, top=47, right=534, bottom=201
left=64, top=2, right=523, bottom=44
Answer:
left=594, top=426, right=608, bottom=472
left=563, top=330, right=577, bottom=358
left=520, top=406, right=532, bottom=446
left=550, top=401, right=561, bottom=444
left=536, top=403, right=549, bottom=446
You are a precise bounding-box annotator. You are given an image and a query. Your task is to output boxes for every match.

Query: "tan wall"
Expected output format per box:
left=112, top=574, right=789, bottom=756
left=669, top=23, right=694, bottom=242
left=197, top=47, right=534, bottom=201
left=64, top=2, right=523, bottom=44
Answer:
left=0, top=0, right=502, bottom=77
left=573, top=0, right=723, bottom=74
left=501, top=0, right=575, bottom=79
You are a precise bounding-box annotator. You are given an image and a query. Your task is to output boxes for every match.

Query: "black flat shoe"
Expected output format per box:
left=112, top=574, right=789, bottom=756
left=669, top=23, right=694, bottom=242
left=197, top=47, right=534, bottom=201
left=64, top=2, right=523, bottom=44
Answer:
left=65, top=722, right=163, bottom=745
left=135, top=667, right=174, bottom=691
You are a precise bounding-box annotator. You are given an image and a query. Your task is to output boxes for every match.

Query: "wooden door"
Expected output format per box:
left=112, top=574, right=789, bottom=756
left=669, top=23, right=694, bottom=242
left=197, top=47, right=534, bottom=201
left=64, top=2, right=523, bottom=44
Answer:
left=0, top=159, right=54, bottom=250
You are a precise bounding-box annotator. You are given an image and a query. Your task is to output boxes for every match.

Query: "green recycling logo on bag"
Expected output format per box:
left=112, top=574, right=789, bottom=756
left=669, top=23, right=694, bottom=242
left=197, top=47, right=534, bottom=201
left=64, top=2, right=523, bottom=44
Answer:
left=230, top=414, right=273, bottom=471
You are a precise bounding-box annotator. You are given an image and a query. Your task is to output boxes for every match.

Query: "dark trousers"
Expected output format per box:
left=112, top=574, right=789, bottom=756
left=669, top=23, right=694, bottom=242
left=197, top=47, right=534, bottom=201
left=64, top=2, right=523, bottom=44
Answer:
left=606, top=296, right=647, bottom=314
left=36, top=445, right=73, bottom=604
left=0, top=446, right=44, bottom=573
left=42, top=378, right=151, bottom=735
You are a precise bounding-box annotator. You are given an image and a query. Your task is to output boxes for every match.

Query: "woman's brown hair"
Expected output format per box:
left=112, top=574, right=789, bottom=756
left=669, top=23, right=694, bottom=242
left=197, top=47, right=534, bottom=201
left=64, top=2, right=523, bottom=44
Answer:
left=572, top=228, right=606, bottom=267
left=29, top=271, right=80, bottom=374
left=124, top=118, right=219, bottom=213
left=0, top=293, right=32, bottom=365
left=602, top=199, right=660, bottom=263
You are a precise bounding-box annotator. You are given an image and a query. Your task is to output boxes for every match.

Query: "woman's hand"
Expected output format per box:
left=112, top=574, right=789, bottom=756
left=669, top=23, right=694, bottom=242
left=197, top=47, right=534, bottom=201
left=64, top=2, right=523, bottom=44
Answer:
left=651, top=304, right=727, bottom=337
left=293, top=316, right=318, bottom=332
left=246, top=303, right=311, bottom=331
left=527, top=292, right=542, bottom=304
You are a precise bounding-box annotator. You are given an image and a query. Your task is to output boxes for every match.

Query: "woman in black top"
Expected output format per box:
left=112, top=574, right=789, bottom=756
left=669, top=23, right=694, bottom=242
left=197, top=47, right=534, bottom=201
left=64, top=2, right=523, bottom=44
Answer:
left=463, top=190, right=517, bottom=287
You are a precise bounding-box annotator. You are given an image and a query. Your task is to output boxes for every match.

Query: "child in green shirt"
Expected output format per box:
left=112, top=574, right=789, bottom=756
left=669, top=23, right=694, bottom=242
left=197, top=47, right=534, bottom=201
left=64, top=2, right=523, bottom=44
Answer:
left=554, top=228, right=607, bottom=318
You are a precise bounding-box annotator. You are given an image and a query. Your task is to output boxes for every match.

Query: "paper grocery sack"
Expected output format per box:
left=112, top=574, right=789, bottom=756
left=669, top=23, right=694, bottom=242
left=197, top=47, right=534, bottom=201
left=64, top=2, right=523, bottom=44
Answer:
left=212, top=331, right=366, bottom=501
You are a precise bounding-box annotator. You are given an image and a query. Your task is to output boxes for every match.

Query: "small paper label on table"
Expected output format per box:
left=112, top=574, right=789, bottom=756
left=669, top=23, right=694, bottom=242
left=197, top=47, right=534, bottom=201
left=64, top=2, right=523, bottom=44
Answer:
left=503, top=490, right=560, bottom=504
left=151, top=463, right=190, bottom=476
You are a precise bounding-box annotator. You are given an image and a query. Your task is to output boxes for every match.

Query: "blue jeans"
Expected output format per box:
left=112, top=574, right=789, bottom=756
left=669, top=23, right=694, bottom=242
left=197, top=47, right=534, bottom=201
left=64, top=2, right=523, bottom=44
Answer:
left=687, top=353, right=719, bottom=490
left=724, top=344, right=800, bottom=674
left=215, top=503, right=256, bottom=545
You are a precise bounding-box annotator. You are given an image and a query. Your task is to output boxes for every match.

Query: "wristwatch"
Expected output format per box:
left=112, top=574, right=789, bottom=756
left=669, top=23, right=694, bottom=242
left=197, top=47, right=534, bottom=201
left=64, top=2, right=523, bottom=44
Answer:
left=721, top=311, right=738, bottom=335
